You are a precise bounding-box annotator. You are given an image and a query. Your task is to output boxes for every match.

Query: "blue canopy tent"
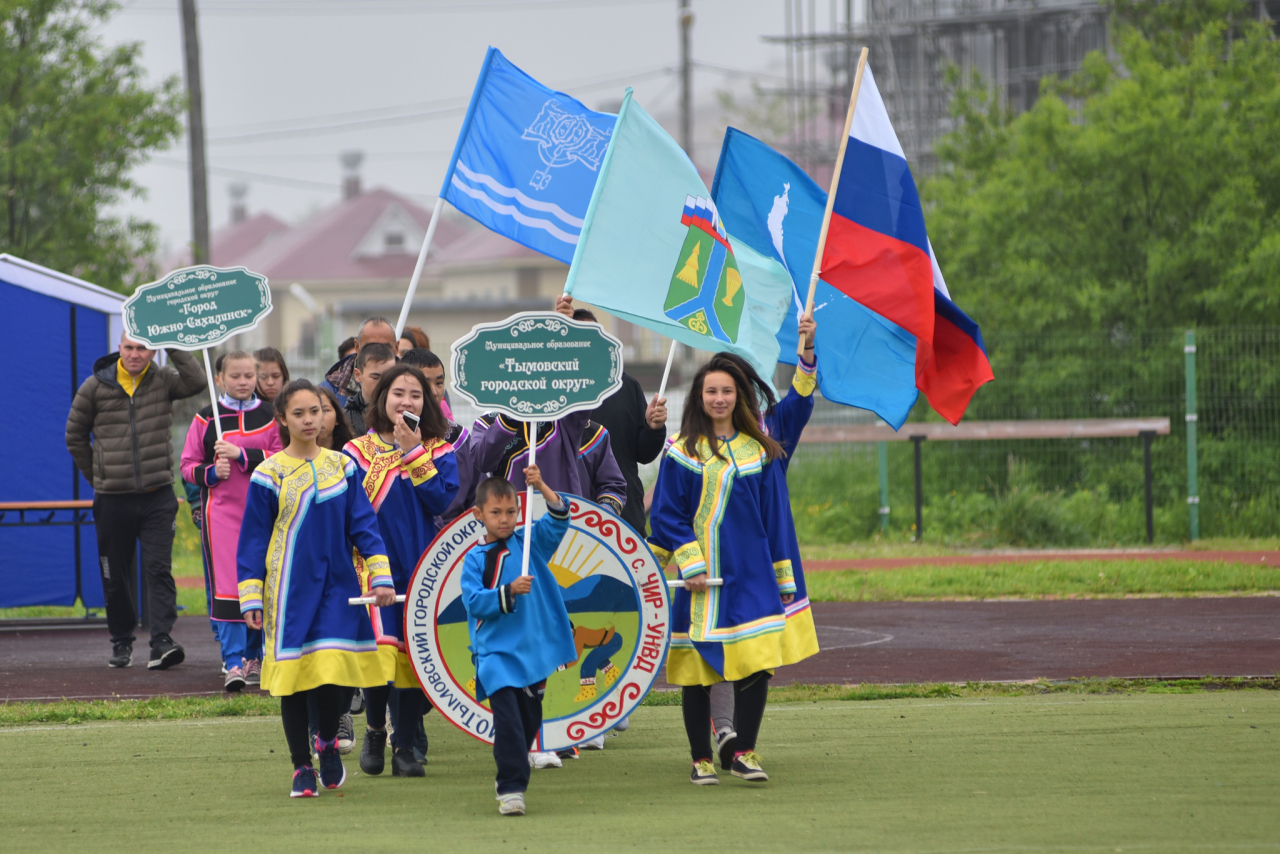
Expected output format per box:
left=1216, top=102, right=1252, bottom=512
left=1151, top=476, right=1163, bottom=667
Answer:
left=0, top=254, right=125, bottom=610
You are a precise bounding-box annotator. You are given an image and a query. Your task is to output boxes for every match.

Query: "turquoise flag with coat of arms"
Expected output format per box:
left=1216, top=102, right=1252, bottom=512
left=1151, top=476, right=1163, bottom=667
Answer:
left=563, top=89, right=792, bottom=382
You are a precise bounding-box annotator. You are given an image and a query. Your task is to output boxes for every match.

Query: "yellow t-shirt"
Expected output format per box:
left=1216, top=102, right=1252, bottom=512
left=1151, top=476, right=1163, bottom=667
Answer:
left=116, top=359, right=149, bottom=397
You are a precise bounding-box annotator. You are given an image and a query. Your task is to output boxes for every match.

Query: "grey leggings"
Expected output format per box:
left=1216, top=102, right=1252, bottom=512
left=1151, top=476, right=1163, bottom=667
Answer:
left=710, top=681, right=734, bottom=733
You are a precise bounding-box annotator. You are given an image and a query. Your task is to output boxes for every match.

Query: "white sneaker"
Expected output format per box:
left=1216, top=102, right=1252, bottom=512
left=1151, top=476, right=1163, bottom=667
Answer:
left=582, top=734, right=606, bottom=750
left=528, top=751, right=562, bottom=769
left=497, top=792, right=526, bottom=816
left=616, top=715, right=630, bottom=732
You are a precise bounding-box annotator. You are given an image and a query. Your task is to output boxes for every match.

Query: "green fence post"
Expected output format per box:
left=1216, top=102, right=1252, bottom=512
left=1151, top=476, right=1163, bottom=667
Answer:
left=1184, top=330, right=1199, bottom=541
left=877, top=439, right=889, bottom=533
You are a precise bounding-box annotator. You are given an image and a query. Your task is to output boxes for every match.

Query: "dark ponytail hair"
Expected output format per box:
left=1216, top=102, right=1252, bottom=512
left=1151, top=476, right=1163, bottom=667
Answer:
left=273, top=379, right=322, bottom=446
left=680, top=358, right=784, bottom=462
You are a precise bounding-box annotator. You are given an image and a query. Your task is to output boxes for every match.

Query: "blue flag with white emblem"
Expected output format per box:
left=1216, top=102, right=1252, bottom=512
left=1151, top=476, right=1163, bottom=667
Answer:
left=710, top=127, right=920, bottom=429
left=441, top=48, right=616, bottom=264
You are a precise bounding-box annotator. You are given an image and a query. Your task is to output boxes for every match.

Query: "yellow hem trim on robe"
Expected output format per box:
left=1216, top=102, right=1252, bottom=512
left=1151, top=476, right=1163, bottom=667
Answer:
left=666, top=605, right=819, bottom=686
left=378, top=645, right=421, bottom=689
left=262, top=648, right=388, bottom=696
left=779, top=604, right=820, bottom=665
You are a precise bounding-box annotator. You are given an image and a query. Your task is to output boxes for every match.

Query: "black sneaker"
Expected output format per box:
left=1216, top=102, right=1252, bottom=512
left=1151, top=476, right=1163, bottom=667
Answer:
left=108, top=641, right=132, bottom=669
left=360, top=727, right=387, bottom=775
left=148, top=635, right=185, bottom=670
left=315, top=736, right=346, bottom=789
left=690, top=759, right=719, bottom=786
left=290, top=766, right=319, bottom=798
left=715, top=728, right=738, bottom=771
left=391, top=746, right=425, bottom=777
left=730, top=750, right=768, bottom=782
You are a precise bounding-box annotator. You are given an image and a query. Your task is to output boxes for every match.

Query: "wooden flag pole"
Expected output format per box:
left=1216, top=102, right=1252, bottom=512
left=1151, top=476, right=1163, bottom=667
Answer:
left=520, top=420, right=538, bottom=577
left=395, top=196, right=446, bottom=338
left=797, top=46, right=869, bottom=357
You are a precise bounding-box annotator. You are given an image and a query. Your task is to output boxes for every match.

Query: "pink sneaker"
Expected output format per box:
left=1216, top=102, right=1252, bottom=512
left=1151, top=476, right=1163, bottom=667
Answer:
left=224, top=665, right=246, bottom=693
left=244, top=659, right=262, bottom=686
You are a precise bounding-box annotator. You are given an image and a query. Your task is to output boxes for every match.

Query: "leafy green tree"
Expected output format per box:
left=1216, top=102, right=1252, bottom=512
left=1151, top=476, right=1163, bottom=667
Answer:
left=923, top=6, right=1280, bottom=338
left=0, top=0, right=183, bottom=292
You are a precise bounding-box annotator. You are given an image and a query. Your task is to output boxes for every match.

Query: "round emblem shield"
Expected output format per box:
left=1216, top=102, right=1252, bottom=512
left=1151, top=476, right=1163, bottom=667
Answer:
left=405, top=495, right=671, bottom=750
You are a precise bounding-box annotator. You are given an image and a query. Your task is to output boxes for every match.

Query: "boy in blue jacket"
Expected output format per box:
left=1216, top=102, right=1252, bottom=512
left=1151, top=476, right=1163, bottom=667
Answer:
left=462, top=465, right=576, bottom=817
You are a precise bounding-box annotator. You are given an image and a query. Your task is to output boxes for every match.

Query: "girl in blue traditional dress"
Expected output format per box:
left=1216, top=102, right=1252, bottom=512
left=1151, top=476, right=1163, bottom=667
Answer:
left=648, top=358, right=818, bottom=786
left=705, top=315, right=822, bottom=767
left=238, top=380, right=396, bottom=798
left=343, top=363, right=459, bottom=778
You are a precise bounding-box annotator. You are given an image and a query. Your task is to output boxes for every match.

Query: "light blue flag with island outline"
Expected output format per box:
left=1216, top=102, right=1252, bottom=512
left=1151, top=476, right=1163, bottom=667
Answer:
left=710, top=127, right=920, bottom=428
left=441, top=47, right=616, bottom=264
left=564, top=91, right=792, bottom=384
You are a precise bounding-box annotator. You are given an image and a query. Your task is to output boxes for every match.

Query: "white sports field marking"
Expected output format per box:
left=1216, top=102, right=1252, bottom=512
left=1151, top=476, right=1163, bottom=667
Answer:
left=0, top=716, right=279, bottom=735
left=814, top=624, right=894, bottom=649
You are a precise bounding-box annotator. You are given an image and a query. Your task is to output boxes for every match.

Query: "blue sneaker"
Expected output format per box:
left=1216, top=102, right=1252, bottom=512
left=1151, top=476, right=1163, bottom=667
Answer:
left=315, top=736, right=347, bottom=789
left=290, top=766, right=319, bottom=798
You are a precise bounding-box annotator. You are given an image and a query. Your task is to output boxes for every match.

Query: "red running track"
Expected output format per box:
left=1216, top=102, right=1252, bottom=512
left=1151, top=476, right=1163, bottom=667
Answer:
left=3, top=597, right=1277, bottom=703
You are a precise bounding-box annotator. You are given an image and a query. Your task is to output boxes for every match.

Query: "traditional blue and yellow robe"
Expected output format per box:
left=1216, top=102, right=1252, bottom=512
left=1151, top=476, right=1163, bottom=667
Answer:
left=343, top=433, right=459, bottom=687
left=762, top=357, right=821, bottom=671
left=236, top=449, right=393, bottom=696
left=648, top=431, right=818, bottom=684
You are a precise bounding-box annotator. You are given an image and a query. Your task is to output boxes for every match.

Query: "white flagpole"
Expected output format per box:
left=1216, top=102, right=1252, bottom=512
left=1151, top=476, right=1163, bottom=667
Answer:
left=656, top=338, right=678, bottom=402
left=798, top=46, right=869, bottom=357
left=201, top=348, right=223, bottom=441
left=520, top=420, right=538, bottom=577
left=395, top=196, right=445, bottom=338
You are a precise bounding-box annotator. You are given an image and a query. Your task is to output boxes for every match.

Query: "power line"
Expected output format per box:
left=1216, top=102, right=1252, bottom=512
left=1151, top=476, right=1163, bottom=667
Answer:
left=150, top=156, right=439, bottom=202
left=125, top=0, right=672, bottom=15
left=206, top=67, right=674, bottom=145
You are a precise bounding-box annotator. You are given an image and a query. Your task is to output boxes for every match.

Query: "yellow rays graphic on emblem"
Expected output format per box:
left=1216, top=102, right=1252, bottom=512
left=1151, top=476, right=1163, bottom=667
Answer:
left=548, top=530, right=605, bottom=588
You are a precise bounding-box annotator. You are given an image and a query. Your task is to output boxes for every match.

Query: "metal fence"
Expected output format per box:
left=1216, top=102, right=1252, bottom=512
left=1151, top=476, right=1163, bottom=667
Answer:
left=787, top=327, right=1280, bottom=545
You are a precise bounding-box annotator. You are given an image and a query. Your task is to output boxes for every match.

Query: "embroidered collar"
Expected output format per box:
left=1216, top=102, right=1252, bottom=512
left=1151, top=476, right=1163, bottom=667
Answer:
left=219, top=393, right=259, bottom=411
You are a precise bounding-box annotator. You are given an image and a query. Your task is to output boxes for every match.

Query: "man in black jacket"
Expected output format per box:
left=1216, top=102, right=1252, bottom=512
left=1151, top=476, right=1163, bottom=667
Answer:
left=65, top=335, right=206, bottom=669
left=555, top=298, right=667, bottom=534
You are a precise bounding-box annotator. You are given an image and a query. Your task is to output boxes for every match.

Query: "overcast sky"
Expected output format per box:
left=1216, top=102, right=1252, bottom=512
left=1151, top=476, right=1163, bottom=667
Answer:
left=98, top=0, right=837, bottom=256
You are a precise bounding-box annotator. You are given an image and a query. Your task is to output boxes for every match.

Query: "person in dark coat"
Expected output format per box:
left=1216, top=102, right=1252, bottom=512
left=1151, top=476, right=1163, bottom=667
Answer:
left=65, top=334, right=207, bottom=670
left=554, top=297, right=667, bottom=534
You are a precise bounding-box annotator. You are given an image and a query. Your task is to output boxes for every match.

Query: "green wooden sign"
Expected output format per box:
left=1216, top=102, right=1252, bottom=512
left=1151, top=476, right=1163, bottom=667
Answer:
left=122, top=265, right=272, bottom=351
left=450, top=312, right=624, bottom=420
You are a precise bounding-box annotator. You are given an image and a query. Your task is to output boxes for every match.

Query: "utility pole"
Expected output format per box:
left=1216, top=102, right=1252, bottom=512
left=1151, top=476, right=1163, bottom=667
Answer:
left=679, top=0, right=694, bottom=158
left=180, top=0, right=210, bottom=264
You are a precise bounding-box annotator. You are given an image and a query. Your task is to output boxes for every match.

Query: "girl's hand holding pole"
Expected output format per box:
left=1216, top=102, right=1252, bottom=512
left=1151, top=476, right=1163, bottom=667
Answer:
left=685, top=575, right=708, bottom=594
left=371, top=586, right=396, bottom=607
left=214, top=439, right=243, bottom=463
left=214, top=454, right=231, bottom=481
left=246, top=610, right=262, bottom=630
left=798, top=313, right=816, bottom=354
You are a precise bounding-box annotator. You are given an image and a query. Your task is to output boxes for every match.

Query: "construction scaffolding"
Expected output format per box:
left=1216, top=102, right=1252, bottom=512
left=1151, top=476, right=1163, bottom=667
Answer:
left=766, top=0, right=1112, bottom=174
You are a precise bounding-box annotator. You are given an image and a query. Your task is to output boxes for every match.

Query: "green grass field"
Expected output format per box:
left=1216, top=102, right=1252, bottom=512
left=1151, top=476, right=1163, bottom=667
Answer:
left=805, top=559, right=1280, bottom=601
left=2, top=692, right=1277, bottom=852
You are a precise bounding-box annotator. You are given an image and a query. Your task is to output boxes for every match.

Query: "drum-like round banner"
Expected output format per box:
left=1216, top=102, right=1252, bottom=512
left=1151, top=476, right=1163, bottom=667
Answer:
left=405, top=496, right=671, bottom=750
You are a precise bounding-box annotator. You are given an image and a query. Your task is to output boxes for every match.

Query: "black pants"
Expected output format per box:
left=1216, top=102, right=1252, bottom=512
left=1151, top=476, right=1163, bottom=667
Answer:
left=282, top=685, right=344, bottom=768
left=365, top=685, right=431, bottom=750
left=489, top=684, right=544, bottom=795
left=93, top=489, right=179, bottom=646
left=682, top=671, right=771, bottom=762
left=307, top=687, right=356, bottom=738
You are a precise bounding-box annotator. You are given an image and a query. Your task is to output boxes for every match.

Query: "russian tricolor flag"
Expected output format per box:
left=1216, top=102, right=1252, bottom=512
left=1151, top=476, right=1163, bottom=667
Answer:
left=824, top=65, right=993, bottom=424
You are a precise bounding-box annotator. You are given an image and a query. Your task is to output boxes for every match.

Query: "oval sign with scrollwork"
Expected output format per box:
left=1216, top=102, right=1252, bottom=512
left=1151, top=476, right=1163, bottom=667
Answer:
left=122, top=265, right=273, bottom=351
left=403, top=495, right=670, bottom=750
left=449, top=311, right=624, bottom=420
